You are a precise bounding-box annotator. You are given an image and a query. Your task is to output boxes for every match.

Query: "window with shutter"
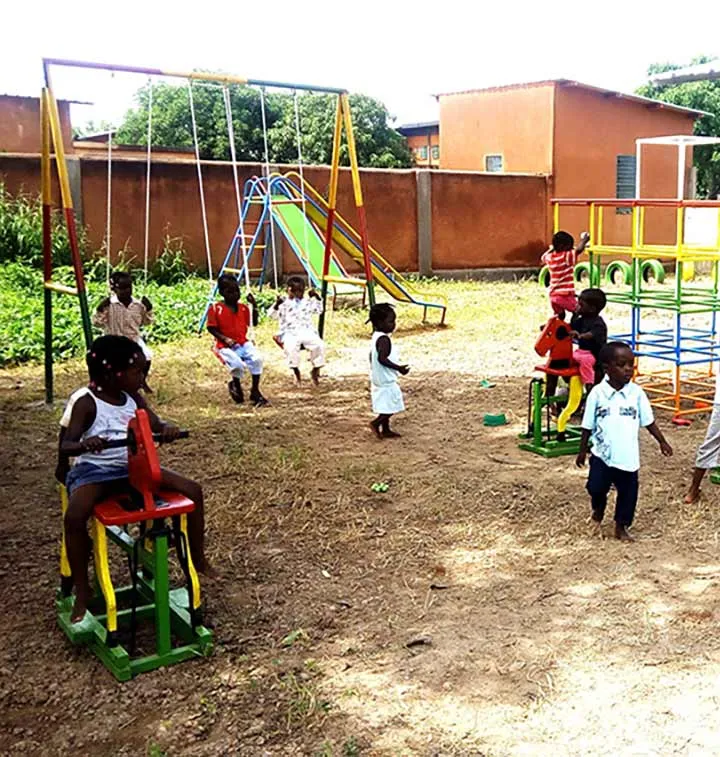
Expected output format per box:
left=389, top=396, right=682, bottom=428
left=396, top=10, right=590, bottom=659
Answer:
left=616, top=155, right=636, bottom=215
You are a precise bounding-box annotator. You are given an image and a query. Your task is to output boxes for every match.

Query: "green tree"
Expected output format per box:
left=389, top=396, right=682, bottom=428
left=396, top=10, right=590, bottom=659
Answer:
left=637, top=56, right=720, bottom=198
left=113, top=80, right=412, bottom=168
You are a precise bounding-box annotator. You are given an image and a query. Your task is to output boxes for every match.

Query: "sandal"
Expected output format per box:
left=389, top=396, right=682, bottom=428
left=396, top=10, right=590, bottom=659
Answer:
left=228, top=381, right=244, bottom=404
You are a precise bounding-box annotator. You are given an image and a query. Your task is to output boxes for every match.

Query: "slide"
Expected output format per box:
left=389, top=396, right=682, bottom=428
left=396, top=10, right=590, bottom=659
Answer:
left=269, top=199, right=360, bottom=298
left=279, top=173, right=447, bottom=322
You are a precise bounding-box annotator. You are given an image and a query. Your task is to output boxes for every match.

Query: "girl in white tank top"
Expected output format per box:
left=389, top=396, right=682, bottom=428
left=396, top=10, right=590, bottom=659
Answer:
left=59, top=335, right=209, bottom=624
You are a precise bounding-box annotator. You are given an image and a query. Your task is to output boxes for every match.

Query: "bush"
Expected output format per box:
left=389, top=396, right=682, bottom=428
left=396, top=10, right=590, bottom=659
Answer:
left=0, top=262, right=279, bottom=367
left=0, top=182, right=86, bottom=268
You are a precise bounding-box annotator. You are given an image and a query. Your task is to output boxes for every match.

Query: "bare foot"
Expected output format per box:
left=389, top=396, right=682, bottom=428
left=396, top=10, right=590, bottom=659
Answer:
left=685, top=488, right=701, bottom=504
left=311, top=367, right=320, bottom=385
left=615, top=524, right=634, bottom=542
left=369, top=420, right=383, bottom=439
left=71, top=588, right=89, bottom=623
left=382, top=429, right=402, bottom=438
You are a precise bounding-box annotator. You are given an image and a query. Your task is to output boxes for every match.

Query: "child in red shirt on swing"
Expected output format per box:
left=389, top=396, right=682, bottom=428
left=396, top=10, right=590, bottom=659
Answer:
left=207, top=274, right=268, bottom=407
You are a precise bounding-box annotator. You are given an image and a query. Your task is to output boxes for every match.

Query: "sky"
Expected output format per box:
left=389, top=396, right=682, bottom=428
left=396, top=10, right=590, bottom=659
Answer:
left=2, top=0, right=719, bottom=130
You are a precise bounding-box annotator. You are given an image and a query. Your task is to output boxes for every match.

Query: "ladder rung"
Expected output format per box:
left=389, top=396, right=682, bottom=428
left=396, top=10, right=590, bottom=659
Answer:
left=222, top=267, right=244, bottom=275
left=248, top=268, right=264, bottom=273
left=45, top=282, right=79, bottom=296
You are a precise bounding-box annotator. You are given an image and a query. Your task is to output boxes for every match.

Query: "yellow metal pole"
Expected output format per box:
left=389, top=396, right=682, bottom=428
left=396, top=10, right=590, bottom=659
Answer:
left=41, top=88, right=54, bottom=403
left=340, top=93, right=374, bottom=305
left=318, top=98, right=344, bottom=337
left=553, top=202, right=559, bottom=232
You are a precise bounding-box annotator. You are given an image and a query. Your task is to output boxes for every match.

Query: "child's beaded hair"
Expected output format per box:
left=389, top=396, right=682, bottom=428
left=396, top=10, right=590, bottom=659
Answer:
left=109, top=270, right=132, bottom=288
left=86, top=335, right=142, bottom=386
left=368, top=303, right=395, bottom=329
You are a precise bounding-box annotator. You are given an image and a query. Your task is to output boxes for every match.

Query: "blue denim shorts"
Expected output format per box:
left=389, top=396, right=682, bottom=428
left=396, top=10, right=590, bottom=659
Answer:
left=65, top=462, right=129, bottom=496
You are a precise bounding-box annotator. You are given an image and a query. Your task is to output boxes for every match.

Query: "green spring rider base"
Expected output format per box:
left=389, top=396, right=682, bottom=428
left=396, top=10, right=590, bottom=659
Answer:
left=57, top=410, right=213, bottom=681
left=518, top=377, right=584, bottom=457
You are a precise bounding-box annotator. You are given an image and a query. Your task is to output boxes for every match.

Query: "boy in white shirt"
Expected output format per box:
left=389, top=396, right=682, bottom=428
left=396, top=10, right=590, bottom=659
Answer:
left=269, top=276, right=325, bottom=384
left=576, top=342, right=673, bottom=540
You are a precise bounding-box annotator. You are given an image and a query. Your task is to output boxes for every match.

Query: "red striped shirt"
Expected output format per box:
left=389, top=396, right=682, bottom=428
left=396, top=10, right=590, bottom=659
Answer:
left=542, top=249, right=577, bottom=295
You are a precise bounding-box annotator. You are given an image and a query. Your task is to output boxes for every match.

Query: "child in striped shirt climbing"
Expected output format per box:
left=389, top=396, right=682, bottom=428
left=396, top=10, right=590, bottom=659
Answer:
left=541, top=230, right=591, bottom=319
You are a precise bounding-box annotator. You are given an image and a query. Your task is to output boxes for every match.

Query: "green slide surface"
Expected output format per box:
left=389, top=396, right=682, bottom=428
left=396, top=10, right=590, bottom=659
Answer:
left=270, top=200, right=358, bottom=294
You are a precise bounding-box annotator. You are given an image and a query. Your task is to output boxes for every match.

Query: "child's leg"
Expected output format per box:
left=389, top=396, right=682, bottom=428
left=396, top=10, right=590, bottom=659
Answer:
left=283, top=334, right=302, bottom=378
left=160, top=468, right=211, bottom=574
left=586, top=456, right=613, bottom=522
left=611, top=467, right=639, bottom=540
left=64, top=482, right=115, bottom=621
left=237, top=342, right=267, bottom=405
left=304, top=332, right=325, bottom=384
left=686, top=404, right=720, bottom=502
left=573, top=348, right=596, bottom=390
left=370, top=414, right=391, bottom=439
left=217, top=346, right=246, bottom=402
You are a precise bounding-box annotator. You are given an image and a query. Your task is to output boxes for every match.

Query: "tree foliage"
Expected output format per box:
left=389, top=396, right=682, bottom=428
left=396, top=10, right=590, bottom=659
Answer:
left=636, top=57, right=720, bottom=198
left=114, top=80, right=413, bottom=168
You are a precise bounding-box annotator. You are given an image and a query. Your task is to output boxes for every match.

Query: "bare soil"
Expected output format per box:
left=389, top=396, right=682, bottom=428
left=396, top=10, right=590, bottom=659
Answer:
left=3, top=281, right=720, bottom=756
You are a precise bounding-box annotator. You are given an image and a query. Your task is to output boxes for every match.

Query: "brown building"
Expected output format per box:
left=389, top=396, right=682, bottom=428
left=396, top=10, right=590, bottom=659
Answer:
left=397, top=121, right=439, bottom=168
left=0, top=94, right=75, bottom=154
left=435, top=79, right=705, bottom=242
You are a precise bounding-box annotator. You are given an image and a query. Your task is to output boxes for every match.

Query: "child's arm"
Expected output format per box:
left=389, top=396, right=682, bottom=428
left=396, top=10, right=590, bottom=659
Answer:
left=645, top=422, right=673, bottom=457
left=637, top=388, right=672, bottom=455
left=92, top=297, right=111, bottom=327
left=140, top=296, right=153, bottom=324
left=576, top=429, right=591, bottom=467
left=376, top=336, right=410, bottom=375
left=308, top=290, right=324, bottom=314
left=248, top=297, right=260, bottom=328
left=60, top=395, right=103, bottom=456
left=575, top=231, right=591, bottom=256
left=268, top=297, right=283, bottom=320
left=575, top=387, right=598, bottom=466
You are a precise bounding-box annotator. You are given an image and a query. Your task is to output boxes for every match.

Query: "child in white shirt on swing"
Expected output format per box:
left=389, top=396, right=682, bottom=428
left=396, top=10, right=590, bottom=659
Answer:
left=269, top=275, right=325, bottom=384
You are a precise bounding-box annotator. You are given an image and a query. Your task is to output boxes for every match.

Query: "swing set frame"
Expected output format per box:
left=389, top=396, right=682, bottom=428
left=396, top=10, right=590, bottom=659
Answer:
left=41, top=57, right=377, bottom=403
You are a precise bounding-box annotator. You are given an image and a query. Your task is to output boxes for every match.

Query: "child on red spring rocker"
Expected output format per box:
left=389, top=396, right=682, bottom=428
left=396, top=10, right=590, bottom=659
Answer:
left=570, top=288, right=607, bottom=394
left=57, top=335, right=211, bottom=623
left=207, top=274, right=268, bottom=407
left=542, top=230, right=591, bottom=318
left=269, top=275, right=325, bottom=384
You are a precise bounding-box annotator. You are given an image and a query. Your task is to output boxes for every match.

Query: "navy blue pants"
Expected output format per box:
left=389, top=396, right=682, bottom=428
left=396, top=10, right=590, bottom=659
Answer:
left=587, top=456, right=639, bottom=527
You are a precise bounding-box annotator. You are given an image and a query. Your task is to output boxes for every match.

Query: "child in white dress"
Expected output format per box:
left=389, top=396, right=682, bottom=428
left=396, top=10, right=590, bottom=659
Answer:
left=368, top=303, right=409, bottom=439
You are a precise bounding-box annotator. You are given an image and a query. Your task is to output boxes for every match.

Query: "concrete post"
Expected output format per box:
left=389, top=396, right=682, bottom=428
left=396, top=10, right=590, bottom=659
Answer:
left=67, top=158, right=83, bottom=227
left=416, top=170, right=432, bottom=276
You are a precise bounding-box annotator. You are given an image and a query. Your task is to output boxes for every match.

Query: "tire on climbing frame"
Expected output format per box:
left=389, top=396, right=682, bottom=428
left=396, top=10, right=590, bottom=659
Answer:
left=605, top=260, right=633, bottom=286
left=573, top=262, right=591, bottom=284
left=538, top=265, right=551, bottom=287
left=641, top=259, right=665, bottom=284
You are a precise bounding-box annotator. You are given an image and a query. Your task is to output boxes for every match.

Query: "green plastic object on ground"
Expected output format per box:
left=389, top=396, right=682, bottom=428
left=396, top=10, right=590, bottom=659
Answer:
left=483, top=413, right=507, bottom=426
left=371, top=482, right=390, bottom=492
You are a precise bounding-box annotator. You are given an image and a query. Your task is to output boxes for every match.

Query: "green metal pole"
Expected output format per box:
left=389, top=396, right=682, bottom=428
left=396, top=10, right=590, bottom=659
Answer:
left=533, top=380, right=543, bottom=447
left=154, top=531, right=172, bottom=657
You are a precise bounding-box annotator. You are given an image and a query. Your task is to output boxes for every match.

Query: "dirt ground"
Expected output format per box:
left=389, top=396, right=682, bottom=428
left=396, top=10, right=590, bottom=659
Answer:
left=3, top=280, right=720, bottom=756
